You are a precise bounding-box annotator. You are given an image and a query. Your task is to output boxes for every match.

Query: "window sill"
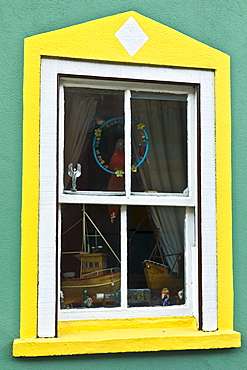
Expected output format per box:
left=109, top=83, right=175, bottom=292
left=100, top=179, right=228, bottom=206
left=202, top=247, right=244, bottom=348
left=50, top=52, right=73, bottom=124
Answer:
left=13, top=317, right=241, bottom=357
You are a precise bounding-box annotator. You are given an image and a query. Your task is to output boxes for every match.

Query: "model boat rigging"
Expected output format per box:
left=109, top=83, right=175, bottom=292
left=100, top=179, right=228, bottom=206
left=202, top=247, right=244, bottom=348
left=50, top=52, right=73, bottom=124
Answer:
left=143, top=229, right=184, bottom=299
left=61, top=206, right=121, bottom=308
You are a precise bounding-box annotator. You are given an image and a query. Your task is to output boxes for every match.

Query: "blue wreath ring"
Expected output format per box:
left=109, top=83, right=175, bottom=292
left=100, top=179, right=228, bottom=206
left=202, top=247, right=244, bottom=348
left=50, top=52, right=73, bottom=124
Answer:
left=92, top=117, right=149, bottom=174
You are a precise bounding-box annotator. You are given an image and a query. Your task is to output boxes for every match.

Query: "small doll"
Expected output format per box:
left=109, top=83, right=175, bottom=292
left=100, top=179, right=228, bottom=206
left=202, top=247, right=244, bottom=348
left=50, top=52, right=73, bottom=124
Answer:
left=161, top=287, right=170, bottom=306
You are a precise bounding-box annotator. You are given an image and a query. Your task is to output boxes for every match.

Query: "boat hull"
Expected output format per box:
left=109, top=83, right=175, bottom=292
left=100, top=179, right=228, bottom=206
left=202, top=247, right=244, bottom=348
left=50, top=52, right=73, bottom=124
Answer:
left=143, top=260, right=183, bottom=296
left=62, top=270, right=120, bottom=305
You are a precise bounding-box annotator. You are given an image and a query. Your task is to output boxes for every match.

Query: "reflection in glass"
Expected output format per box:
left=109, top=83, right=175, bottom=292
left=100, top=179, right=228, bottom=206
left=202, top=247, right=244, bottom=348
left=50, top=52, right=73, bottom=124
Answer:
left=131, top=92, right=187, bottom=193
left=64, top=87, right=124, bottom=192
left=61, top=204, right=121, bottom=309
left=127, top=206, right=185, bottom=307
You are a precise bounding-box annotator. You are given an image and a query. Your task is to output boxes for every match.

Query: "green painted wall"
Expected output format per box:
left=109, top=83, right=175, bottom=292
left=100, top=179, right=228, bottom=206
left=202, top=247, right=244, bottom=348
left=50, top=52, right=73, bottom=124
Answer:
left=0, top=0, right=246, bottom=368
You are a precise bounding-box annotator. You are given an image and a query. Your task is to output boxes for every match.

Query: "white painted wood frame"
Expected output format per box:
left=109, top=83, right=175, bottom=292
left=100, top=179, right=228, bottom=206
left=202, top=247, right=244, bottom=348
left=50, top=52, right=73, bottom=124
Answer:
left=38, top=58, right=216, bottom=337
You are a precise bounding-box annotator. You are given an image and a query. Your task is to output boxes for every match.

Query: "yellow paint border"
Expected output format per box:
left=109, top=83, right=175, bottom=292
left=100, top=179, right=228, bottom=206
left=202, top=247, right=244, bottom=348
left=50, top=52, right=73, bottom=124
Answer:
left=13, top=330, right=240, bottom=357
left=16, top=11, right=239, bottom=354
left=14, top=317, right=240, bottom=357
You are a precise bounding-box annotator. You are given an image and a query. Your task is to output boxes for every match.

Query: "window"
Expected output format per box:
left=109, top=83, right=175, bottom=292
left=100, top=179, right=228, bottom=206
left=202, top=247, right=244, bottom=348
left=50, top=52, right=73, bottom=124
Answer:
left=60, top=79, right=192, bottom=314
left=13, top=12, right=240, bottom=357
left=38, top=58, right=212, bottom=334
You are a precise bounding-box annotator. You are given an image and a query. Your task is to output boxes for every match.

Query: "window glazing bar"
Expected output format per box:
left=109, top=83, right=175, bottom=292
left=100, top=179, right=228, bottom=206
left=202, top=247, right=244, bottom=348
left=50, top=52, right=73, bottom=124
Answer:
left=120, top=205, right=128, bottom=309
left=124, top=89, right=131, bottom=198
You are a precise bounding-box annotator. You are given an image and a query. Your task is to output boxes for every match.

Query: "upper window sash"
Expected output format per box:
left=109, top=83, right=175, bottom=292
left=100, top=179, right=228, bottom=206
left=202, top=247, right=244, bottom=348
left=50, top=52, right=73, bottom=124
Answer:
left=58, top=79, right=196, bottom=206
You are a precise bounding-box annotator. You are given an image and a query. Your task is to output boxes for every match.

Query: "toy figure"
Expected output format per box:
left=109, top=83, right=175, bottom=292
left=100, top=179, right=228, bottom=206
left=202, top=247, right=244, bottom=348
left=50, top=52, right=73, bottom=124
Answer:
left=177, top=289, right=185, bottom=305
left=68, top=163, right=81, bottom=191
left=161, top=287, right=170, bottom=306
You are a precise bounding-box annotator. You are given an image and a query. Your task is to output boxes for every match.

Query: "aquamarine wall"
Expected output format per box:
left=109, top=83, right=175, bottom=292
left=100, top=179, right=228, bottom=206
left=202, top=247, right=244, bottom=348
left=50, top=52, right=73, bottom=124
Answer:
left=0, top=0, right=246, bottom=368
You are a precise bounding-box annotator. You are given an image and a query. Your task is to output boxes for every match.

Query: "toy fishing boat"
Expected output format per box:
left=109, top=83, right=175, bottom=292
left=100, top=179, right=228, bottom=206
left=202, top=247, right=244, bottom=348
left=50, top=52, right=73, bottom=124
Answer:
left=61, top=260, right=120, bottom=305
left=61, top=207, right=121, bottom=307
left=143, top=230, right=184, bottom=296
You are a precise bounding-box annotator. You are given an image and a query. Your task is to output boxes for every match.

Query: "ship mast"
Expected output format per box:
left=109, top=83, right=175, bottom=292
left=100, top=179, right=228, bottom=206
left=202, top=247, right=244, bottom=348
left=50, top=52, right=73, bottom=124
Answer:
left=63, top=206, right=121, bottom=264
left=82, top=204, right=87, bottom=253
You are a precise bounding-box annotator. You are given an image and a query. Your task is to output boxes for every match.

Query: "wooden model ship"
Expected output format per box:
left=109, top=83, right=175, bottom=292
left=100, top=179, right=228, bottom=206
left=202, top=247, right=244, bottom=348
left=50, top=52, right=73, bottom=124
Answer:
left=143, top=230, right=184, bottom=296
left=61, top=207, right=120, bottom=307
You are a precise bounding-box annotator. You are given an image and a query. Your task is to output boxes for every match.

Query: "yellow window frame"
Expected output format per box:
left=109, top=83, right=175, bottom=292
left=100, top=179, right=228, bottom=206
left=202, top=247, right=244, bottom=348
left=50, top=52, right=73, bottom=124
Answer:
left=13, top=11, right=240, bottom=356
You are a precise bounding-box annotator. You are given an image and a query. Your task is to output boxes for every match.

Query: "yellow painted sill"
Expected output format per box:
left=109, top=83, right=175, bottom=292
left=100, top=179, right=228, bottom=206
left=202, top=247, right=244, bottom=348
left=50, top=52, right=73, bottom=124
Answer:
left=13, top=317, right=241, bottom=357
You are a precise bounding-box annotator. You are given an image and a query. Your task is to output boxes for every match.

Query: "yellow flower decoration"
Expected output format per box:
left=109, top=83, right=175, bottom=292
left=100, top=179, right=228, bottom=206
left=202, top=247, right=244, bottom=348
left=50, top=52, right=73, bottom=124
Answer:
left=131, top=165, right=137, bottom=172
left=115, top=169, right=124, bottom=177
left=137, top=123, right=145, bottom=130
left=94, top=128, right=102, bottom=137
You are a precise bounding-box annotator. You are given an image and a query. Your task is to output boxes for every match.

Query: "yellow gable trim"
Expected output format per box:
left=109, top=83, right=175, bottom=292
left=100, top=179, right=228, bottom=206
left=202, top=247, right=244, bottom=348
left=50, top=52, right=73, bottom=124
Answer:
left=21, top=11, right=233, bottom=340
left=26, top=11, right=227, bottom=68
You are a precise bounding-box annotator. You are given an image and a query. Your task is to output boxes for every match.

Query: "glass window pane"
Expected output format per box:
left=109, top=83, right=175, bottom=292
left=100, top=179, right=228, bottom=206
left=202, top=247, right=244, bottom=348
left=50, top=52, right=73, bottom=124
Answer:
left=61, top=204, right=121, bottom=309
left=64, top=87, right=124, bottom=192
left=127, top=206, right=185, bottom=307
left=131, top=92, right=187, bottom=193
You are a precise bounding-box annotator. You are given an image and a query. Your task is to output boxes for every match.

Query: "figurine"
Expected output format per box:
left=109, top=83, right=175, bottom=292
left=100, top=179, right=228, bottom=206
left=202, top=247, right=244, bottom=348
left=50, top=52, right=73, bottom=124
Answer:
left=84, top=296, right=93, bottom=308
left=177, top=289, right=185, bottom=305
left=68, top=163, right=81, bottom=191
left=161, top=287, right=170, bottom=306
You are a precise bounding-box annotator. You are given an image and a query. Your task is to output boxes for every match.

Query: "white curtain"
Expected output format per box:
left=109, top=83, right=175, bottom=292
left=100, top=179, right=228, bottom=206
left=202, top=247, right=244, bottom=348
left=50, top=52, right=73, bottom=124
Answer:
left=132, top=98, right=186, bottom=271
left=64, top=93, right=98, bottom=187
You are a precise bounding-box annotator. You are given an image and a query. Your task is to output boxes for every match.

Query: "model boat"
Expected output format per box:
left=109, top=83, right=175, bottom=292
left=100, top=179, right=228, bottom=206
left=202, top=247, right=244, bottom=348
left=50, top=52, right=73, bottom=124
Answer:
left=61, top=207, right=121, bottom=307
left=62, top=254, right=120, bottom=305
left=143, top=229, right=184, bottom=296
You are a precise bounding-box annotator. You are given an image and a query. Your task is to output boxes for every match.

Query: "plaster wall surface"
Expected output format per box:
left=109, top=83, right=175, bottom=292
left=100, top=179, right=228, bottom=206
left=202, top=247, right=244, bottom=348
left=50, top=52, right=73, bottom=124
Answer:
left=0, top=0, right=246, bottom=368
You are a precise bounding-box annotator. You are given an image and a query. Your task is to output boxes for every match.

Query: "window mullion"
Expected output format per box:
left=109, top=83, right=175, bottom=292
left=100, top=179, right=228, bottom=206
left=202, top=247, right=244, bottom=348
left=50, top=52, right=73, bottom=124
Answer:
left=120, top=205, right=128, bottom=309
left=124, top=89, right=131, bottom=197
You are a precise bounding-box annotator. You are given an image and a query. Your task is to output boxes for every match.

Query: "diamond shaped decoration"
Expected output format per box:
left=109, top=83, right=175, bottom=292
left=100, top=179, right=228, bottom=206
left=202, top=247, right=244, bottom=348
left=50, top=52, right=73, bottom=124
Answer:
left=115, top=16, right=149, bottom=57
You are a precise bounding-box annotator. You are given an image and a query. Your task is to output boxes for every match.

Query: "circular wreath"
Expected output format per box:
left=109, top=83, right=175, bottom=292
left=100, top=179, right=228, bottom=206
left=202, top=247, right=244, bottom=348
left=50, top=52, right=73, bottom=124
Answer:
left=92, top=117, right=149, bottom=175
